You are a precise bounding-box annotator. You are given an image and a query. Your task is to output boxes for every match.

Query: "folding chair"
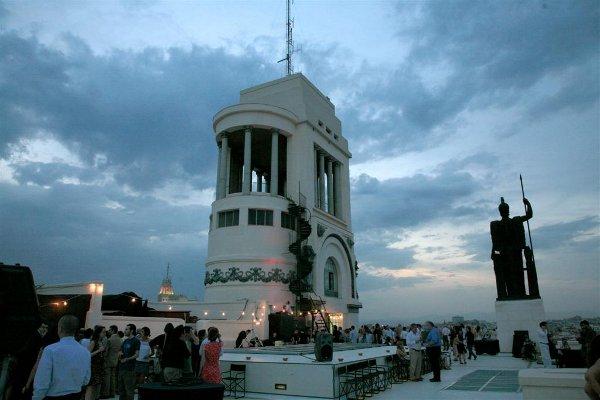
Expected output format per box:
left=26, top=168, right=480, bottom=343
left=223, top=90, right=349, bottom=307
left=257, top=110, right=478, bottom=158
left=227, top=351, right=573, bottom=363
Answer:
left=222, top=364, right=246, bottom=398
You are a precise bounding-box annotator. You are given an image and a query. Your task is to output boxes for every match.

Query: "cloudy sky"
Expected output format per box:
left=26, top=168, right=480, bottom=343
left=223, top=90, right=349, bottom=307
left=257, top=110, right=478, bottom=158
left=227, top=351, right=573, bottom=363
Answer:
left=1, top=0, right=598, bottom=321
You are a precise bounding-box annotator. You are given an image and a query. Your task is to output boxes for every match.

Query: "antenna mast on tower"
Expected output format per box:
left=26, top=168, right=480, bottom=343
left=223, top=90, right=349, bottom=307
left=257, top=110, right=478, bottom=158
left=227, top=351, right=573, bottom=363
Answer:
left=277, top=0, right=295, bottom=75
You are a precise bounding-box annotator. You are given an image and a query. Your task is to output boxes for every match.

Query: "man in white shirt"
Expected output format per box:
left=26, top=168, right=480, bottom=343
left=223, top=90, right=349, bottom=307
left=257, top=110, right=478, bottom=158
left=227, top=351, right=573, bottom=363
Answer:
left=385, top=326, right=395, bottom=342
left=33, top=315, right=91, bottom=400
left=405, top=324, right=423, bottom=381
left=537, top=321, right=553, bottom=368
left=401, top=327, right=408, bottom=341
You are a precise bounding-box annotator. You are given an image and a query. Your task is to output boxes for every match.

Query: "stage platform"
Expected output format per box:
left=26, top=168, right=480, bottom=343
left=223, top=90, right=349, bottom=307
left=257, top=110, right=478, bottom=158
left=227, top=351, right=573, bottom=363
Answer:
left=221, top=344, right=396, bottom=398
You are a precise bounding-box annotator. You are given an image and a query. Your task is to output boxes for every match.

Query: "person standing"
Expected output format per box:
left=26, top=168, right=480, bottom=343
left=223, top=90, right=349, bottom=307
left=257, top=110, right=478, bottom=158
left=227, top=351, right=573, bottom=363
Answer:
left=466, top=326, right=477, bottom=360
left=118, top=324, right=140, bottom=400
left=580, top=320, right=597, bottom=367
left=373, top=324, right=383, bottom=344
left=6, top=321, right=47, bottom=400
left=440, top=325, right=450, bottom=351
left=32, top=315, right=90, bottom=400
left=358, top=327, right=365, bottom=343
left=182, top=326, right=197, bottom=376
left=348, top=326, right=357, bottom=344
left=537, top=321, right=553, bottom=368
left=235, top=331, right=248, bottom=348
left=450, top=327, right=459, bottom=361
left=400, top=327, right=408, bottom=346
left=456, top=329, right=467, bottom=365
left=365, top=326, right=374, bottom=344
left=149, top=322, right=174, bottom=377
left=100, top=325, right=121, bottom=399
left=405, top=324, right=423, bottom=382
left=79, top=329, right=93, bottom=350
left=161, top=325, right=190, bottom=382
left=85, top=326, right=106, bottom=400
left=194, top=329, right=206, bottom=375
left=135, top=327, right=152, bottom=385
left=200, top=328, right=223, bottom=384
left=424, top=321, right=442, bottom=382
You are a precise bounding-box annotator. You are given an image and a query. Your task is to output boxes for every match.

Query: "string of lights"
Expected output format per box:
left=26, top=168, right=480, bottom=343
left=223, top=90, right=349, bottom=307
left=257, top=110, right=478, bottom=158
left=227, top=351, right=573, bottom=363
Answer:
left=38, top=293, right=87, bottom=308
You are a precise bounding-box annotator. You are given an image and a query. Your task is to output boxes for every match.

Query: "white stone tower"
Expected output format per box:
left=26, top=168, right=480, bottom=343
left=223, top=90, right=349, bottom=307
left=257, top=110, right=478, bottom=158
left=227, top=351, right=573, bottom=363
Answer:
left=203, top=73, right=361, bottom=336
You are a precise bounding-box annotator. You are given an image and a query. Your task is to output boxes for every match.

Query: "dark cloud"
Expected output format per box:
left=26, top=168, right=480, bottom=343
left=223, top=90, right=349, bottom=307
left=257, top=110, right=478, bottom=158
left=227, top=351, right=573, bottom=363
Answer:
left=12, top=162, right=98, bottom=186
left=533, top=216, right=599, bottom=251
left=299, top=1, right=599, bottom=161
left=0, top=30, right=278, bottom=190
left=0, top=181, right=209, bottom=298
left=351, top=170, right=484, bottom=231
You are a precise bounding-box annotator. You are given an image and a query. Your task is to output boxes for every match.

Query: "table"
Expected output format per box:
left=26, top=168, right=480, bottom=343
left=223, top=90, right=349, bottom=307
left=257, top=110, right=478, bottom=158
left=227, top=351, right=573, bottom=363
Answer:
left=138, top=381, right=225, bottom=400
left=475, top=339, right=500, bottom=355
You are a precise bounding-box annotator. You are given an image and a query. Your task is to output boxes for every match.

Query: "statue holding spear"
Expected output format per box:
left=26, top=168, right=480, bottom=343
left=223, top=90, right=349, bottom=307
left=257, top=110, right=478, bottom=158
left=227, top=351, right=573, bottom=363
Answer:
left=490, top=175, right=541, bottom=300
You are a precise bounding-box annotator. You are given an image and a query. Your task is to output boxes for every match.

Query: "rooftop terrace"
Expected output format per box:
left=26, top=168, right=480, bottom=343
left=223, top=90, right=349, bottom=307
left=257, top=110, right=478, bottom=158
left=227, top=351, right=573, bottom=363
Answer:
left=238, top=353, right=538, bottom=400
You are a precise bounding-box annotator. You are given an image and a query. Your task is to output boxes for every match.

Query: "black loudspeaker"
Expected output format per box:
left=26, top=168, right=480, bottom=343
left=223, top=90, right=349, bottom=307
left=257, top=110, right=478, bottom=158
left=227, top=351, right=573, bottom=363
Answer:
left=0, top=264, right=41, bottom=355
left=315, top=332, right=333, bottom=362
left=512, top=330, right=530, bottom=358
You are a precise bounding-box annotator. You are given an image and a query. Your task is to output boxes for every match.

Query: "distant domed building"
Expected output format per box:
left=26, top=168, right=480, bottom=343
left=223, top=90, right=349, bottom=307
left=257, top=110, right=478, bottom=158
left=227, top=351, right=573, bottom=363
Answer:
left=157, top=264, right=188, bottom=302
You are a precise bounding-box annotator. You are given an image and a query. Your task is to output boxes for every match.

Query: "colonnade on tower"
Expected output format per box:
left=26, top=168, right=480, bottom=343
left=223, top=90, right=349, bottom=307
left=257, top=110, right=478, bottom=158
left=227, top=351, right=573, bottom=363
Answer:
left=215, top=128, right=287, bottom=199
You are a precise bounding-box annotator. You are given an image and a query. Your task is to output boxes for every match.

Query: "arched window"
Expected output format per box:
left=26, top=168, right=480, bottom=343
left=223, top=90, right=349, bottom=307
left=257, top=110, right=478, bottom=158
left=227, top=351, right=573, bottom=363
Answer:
left=324, top=257, right=338, bottom=297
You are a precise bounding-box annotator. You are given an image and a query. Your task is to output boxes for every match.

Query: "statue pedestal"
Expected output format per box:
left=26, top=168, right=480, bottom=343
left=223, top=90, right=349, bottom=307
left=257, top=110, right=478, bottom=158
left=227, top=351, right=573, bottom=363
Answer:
left=495, top=298, right=546, bottom=353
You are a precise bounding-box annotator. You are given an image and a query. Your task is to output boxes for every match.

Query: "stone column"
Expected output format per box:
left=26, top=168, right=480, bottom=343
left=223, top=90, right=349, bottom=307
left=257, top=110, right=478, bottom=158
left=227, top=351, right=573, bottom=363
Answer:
left=218, top=135, right=229, bottom=199
left=314, top=149, right=319, bottom=206
left=270, top=130, right=279, bottom=196
left=318, top=152, right=325, bottom=209
left=216, top=142, right=222, bottom=199
left=257, top=171, right=263, bottom=192
left=334, top=162, right=343, bottom=219
left=243, top=127, right=252, bottom=194
left=327, top=159, right=334, bottom=214
left=225, top=145, right=231, bottom=195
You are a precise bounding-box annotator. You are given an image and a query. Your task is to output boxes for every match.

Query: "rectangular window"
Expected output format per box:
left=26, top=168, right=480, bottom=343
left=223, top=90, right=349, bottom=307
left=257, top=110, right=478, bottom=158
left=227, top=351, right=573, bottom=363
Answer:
left=217, top=209, right=239, bottom=228
left=328, top=272, right=335, bottom=291
left=281, top=211, right=296, bottom=230
left=248, top=209, right=273, bottom=226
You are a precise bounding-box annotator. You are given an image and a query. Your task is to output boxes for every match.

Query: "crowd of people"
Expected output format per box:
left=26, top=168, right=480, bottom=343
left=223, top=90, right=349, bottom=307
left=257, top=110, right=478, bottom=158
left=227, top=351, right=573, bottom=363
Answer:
left=6, top=315, right=224, bottom=400
left=7, top=315, right=599, bottom=399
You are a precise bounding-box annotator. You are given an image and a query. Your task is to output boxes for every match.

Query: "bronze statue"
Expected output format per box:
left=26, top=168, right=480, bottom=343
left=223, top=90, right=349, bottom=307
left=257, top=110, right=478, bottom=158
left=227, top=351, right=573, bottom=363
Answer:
left=490, top=193, right=540, bottom=301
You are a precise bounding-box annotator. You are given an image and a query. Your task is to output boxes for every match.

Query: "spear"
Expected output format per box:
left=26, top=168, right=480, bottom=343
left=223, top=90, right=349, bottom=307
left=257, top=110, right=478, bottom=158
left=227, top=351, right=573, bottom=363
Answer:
left=520, top=174, right=535, bottom=265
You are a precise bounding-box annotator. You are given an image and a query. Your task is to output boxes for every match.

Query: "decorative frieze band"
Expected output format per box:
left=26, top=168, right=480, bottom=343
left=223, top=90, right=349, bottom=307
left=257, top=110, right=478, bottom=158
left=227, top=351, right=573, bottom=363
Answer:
left=204, top=267, right=296, bottom=285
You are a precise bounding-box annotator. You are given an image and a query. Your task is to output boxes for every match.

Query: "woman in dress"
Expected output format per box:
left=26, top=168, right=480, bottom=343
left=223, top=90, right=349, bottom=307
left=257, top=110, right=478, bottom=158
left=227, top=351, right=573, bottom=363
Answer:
left=85, top=325, right=106, bottom=400
left=200, top=327, right=223, bottom=384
